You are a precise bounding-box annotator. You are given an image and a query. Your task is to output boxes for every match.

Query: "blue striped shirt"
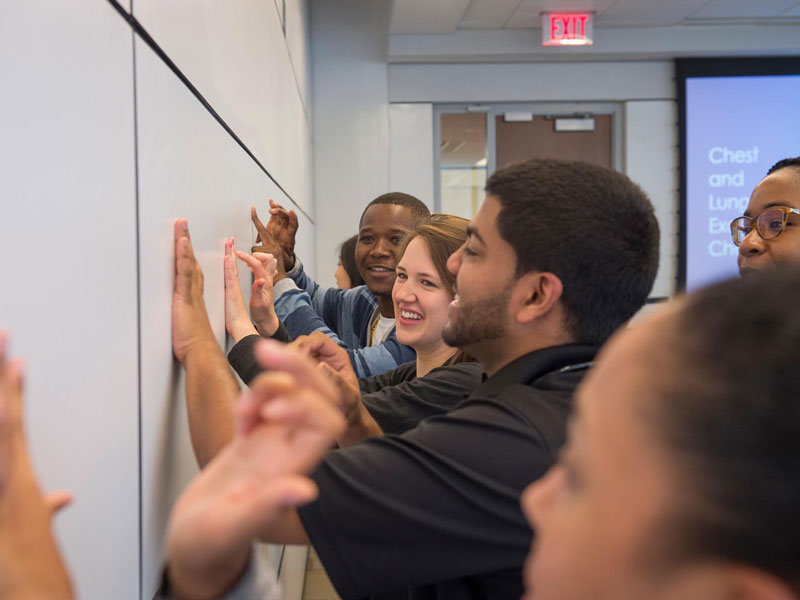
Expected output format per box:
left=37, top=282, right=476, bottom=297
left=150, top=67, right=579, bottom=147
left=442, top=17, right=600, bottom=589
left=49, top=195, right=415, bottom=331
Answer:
left=273, top=258, right=416, bottom=378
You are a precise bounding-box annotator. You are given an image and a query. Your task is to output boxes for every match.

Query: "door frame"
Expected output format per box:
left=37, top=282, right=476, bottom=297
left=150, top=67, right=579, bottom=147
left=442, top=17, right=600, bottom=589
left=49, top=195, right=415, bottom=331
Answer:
left=433, top=102, right=623, bottom=212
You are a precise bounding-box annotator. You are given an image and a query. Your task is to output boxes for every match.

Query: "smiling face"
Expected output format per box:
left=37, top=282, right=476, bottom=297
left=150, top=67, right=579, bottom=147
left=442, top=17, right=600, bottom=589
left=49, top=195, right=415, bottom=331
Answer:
left=738, top=168, right=800, bottom=276
left=391, top=236, right=454, bottom=354
left=356, top=204, right=417, bottom=296
left=521, top=308, right=729, bottom=600
left=442, top=196, right=516, bottom=356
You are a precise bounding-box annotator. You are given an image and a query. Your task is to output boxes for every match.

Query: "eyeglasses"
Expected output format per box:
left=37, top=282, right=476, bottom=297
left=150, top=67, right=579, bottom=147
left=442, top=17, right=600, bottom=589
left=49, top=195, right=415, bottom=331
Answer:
left=730, top=206, right=800, bottom=247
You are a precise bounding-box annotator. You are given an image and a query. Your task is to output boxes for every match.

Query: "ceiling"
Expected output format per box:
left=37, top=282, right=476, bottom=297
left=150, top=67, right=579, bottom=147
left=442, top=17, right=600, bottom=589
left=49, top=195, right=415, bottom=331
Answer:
left=390, top=0, right=800, bottom=34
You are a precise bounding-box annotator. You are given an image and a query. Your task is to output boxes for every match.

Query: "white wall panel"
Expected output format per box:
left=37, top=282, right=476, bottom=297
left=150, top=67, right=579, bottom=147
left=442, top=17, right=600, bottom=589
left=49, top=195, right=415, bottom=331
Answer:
left=389, top=103, right=435, bottom=208
left=135, top=37, right=315, bottom=598
left=0, top=2, right=139, bottom=598
left=133, top=0, right=314, bottom=216
left=624, top=100, right=678, bottom=298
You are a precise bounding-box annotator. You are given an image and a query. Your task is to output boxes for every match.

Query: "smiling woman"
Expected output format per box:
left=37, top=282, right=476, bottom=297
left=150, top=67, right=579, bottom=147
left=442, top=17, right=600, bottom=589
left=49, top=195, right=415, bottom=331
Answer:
left=393, top=213, right=471, bottom=377
left=735, top=157, right=800, bottom=276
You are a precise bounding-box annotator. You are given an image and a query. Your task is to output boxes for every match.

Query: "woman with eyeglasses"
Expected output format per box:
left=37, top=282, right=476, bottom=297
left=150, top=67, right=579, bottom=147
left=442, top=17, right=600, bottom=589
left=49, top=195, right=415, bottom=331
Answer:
left=522, top=266, right=800, bottom=600
left=730, top=156, right=800, bottom=276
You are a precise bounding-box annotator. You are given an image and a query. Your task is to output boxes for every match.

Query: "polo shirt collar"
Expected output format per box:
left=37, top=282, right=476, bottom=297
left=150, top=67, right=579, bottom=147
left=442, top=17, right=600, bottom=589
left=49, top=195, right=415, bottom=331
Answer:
left=476, top=343, right=599, bottom=395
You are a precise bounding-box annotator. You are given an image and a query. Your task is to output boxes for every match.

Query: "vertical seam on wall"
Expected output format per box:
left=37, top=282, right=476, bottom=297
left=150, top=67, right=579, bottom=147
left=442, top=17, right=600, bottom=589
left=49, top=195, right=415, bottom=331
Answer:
left=279, top=1, right=312, bottom=131
left=130, top=15, right=144, bottom=600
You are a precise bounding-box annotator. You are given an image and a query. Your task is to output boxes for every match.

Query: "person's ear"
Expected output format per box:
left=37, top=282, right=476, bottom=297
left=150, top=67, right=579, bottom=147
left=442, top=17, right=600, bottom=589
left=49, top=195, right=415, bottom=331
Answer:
left=725, top=566, right=796, bottom=600
left=512, top=271, right=563, bottom=325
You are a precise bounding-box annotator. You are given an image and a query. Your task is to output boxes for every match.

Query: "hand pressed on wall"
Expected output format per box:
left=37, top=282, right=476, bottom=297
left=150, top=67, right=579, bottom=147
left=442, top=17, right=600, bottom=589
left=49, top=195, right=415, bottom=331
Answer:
left=234, top=248, right=280, bottom=338
left=224, top=238, right=259, bottom=344
left=171, top=219, right=217, bottom=364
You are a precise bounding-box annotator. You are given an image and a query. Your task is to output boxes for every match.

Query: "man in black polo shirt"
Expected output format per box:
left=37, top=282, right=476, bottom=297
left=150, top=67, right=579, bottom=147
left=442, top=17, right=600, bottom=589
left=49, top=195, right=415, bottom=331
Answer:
left=165, top=158, right=660, bottom=599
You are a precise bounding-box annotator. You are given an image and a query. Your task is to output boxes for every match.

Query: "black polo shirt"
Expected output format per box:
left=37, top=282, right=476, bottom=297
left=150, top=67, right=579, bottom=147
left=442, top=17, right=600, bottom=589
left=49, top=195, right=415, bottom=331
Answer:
left=297, top=344, right=597, bottom=600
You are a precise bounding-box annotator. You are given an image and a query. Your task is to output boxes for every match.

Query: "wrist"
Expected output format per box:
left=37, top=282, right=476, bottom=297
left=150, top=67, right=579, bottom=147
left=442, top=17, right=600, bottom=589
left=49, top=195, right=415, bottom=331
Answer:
left=229, top=319, right=258, bottom=344
left=182, top=337, right=221, bottom=364
left=166, top=547, right=250, bottom=600
left=255, top=314, right=280, bottom=338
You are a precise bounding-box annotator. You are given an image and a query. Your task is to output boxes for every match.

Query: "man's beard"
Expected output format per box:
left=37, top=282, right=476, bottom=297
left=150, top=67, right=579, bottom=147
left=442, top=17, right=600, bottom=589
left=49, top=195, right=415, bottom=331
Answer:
left=442, top=287, right=510, bottom=350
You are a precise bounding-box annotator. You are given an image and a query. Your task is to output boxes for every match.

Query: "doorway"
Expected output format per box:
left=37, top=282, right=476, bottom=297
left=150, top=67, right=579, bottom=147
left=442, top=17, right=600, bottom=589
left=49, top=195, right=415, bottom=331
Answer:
left=434, top=102, right=622, bottom=217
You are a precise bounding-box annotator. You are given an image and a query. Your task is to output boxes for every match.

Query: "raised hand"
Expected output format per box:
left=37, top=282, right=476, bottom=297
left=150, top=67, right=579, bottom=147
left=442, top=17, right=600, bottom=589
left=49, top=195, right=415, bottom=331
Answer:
left=0, top=334, right=74, bottom=599
left=224, top=238, right=259, bottom=343
left=250, top=206, right=287, bottom=274
left=266, top=199, right=298, bottom=269
left=317, top=362, right=363, bottom=425
left=289, top=331, right=358, bottom=389
left=235, top=249, right=280, bottom=337
left=165, top=341, right=344, bottom=599
left=171, top=219, right=217, bottom=364
left=313, top=357, right=384, bottom=446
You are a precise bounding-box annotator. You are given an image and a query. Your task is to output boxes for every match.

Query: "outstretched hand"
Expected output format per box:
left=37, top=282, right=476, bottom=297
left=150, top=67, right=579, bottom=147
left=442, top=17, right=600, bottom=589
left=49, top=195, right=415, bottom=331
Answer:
left=259, top=199, right=298, bottom=269
left=250, top=205, right=291, bottom=278
left=235, top=249, right=280, bottom=338
left=317, top=362, right=363, bottom=428
left=289, top=331, right=358, bottom=389
left=0, top=334, right=74, bottom=599
left=172, top=219, right=217, bottom=364
left=165, top=341, right=344, bottom=599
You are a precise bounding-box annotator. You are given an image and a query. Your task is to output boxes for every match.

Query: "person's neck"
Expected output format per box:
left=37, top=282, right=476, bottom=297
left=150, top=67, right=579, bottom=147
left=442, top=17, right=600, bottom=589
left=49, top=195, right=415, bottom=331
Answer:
left=377, top=295, right=395, bottom=318
left=472, top=329, right=576, bottom=377
left=415, top=343, right=458, bottom=378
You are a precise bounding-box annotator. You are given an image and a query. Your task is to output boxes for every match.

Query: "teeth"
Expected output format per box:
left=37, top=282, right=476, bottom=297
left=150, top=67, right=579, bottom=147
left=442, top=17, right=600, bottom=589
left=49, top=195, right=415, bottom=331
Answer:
left=369, top=266, right=393, bottom=272
left=401, top=310, right=422, bottom=320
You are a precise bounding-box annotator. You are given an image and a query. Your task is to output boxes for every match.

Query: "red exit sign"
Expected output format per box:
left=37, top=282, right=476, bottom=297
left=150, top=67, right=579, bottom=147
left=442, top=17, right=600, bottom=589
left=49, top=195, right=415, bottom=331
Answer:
left=542, top=12, right=594, bottom=46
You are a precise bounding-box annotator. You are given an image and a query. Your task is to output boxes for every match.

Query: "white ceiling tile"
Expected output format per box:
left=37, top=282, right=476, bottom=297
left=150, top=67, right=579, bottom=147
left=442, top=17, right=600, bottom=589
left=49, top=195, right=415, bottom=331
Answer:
left=391, top=0, right=472, bottom=34
left=459, top=0, right=524, bottom=29
left=598, top=0, right=711, bottom=26
left=690, top=0, right=799, bottom=18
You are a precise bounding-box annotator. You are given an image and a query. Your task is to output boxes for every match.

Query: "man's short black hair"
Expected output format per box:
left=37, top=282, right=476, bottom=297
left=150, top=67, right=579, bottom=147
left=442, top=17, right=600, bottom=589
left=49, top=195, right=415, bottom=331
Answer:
left=359, top=192, right=430, bottom=227
left=486, top=158, right=659, bottom=346
left=767, top=156, right=800, bottom=176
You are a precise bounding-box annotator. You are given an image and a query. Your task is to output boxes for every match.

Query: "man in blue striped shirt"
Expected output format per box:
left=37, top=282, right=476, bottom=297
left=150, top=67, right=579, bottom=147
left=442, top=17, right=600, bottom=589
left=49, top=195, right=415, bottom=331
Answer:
left=254, top=193, right=430, bottom=377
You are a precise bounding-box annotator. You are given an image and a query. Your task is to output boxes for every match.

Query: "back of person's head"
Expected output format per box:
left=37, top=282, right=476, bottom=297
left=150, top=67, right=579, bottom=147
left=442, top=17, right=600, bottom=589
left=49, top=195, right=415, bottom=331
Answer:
left=338, top=234, right=364, bottom=287
left=648, top=267, right=800, bottom=593
left=485, top=158, right=659, bottom=346
left=766, top=156, right=800, bottom=176
left=359, top=192, right=430, bottom=228
left=406, top=213, right=468, bottom=297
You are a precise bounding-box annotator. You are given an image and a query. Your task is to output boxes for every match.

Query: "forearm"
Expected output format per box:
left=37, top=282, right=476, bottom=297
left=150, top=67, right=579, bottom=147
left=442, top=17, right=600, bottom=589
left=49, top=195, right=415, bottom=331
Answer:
left=167, top=545, right=251, bottom=600
left=0, top=544, right=73, bottom=600
left=184, top=341, right=240, bottom=468
left=253, top=313, right=280, bottom=338
left=0, top=450, right=73, bottom=599
left=338, top=402, right=384, bottom=447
